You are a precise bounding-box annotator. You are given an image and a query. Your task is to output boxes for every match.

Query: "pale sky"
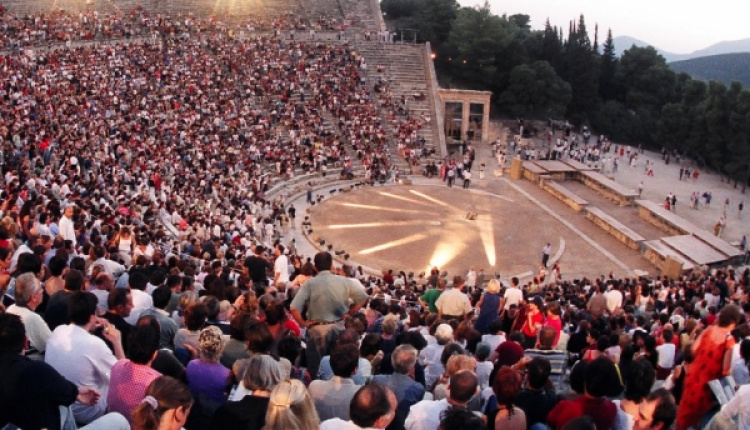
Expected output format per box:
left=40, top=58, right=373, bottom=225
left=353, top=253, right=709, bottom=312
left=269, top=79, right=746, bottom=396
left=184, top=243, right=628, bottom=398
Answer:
left=457, top=0, right=750, bottom=54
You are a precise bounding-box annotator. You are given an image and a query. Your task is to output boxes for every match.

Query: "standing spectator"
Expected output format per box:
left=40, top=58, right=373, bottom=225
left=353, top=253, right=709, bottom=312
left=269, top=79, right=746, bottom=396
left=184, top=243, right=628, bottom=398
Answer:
left=677, top=305, right=742, bottom=429
left=59, top=204, right=77, bottom=242
left=290, top=251, right=368, bottom=379
left=541, top=243, right=551, bottom=267
left=436, top=276, right=472, bottom=321
left=474, top=279, right=502, bottom=334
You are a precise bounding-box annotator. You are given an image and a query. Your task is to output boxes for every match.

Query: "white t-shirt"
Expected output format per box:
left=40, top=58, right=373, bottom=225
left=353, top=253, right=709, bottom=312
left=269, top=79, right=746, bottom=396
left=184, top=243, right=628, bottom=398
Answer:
left=274, top=254, right=289, bottom=284
left=503, top=287, right=523, bottom=310
left=656, top=343, right=676, bottom=369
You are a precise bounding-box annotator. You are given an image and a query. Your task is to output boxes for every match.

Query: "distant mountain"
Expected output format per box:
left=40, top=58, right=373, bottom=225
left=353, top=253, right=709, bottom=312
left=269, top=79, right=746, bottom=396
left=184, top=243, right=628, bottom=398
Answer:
left=612, top=36, right=684, bottom=62
left=669, top=53, right=750, bottom=87
left=612, top=35, right=750, bottom=62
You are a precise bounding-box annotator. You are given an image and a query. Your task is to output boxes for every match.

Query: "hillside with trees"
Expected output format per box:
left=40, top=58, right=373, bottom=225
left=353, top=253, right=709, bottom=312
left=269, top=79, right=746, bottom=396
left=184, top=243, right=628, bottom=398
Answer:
left=380, top=0, right=750, bottom=189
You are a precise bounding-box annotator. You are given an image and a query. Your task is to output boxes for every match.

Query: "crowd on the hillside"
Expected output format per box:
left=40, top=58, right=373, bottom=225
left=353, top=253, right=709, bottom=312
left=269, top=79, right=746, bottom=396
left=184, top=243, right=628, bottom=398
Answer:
left=0, top=5, right=367, bottom=49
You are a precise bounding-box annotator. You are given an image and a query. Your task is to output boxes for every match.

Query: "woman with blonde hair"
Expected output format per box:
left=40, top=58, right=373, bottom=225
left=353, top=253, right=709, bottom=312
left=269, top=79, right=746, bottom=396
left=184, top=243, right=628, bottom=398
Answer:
left=263, top=379, right=319, bottom=430
left=474, top=278, right=502, bottom=334
left=185, top=326, right=230, bottom=406
left=132, top=376, right=193, bottom=430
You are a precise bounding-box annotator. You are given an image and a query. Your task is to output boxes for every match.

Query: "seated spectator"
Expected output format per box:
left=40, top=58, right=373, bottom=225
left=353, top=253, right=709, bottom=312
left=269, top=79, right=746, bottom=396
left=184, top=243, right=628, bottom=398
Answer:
left=632, top=389, right=676, bottom=430
left=481, top=319, right=506, bottom=353
left=732, top=338, right=750, bottom=385
left=263, top=379, right=320, bottom=430
left=174, top=303, right=209, bottom=358
left=371, top=344, right=425, bottom=429
left=405, top=369, right=480, bottom=430
left=5, top=272, right=50, bottom=358
left=318, top=329, right=371, bottom=384
left=44, top=269, right=85, bottom=331
left=140, top=286, right=179, bottom=350
left=101, top=288, right=134, bottom=355
left=310, top=343, right=362, bottom=421
left=474, top=342, right=493, bottom=390
left=232, top=319, right=292, bottom=390
left=655, top=329, right=675, bottom=380
left=278, top=334, right=312, bottom=386
left=45, top=291, right=125, bottom=424
left=320, top=384, right=398, bottom=430
left=439, top=406, right=487, bottom=430
left=490, top=331, right=525, bottom=377
left=107, top=324, right=162, bottom=424
left=0, top=313, right=129, bottom=430
left=211, top=354, right=282, bottom=430
left=136, top=315, right=187, bottom=382
left=522, top=325, right=566, bottom=387
left=434, top=353, right=476, bottom=404
left=489, top=367, right=525, bottom=430
left=514, top=357, right=561, bottom=428
left=548, top=356, right=623, bottom=430
left=613, top=357, right=656, bottom=430
left=420, top=323, right=453, bottom=388
left=220, top=311, right=255, bottom=369
left=186, top=326, right=230, bottom=409
left=132, top=376, right=194, bottom=430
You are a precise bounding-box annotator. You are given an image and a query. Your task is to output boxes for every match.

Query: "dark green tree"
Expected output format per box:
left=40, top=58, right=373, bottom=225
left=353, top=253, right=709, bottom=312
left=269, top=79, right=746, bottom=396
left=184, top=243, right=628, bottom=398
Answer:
left=599, top=29, right=620, bottom=101
left=563, top=14, right=600, bottom=121
left=498, top=60, right=572, bottom=117
left=446, top=1, right=517, bottom=88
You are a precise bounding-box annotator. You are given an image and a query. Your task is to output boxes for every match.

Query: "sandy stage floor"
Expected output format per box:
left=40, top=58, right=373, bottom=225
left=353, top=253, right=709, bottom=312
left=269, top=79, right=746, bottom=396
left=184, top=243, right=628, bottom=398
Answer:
left=308, top=183, right=651, bottom=280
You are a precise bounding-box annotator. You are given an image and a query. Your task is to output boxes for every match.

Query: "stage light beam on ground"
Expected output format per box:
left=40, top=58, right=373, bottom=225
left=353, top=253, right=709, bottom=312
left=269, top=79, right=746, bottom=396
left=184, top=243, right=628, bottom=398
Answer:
left=327, top=220, right=434, bottom=229
left=379, top=191, right=434, bottom=206
left=359, top=234, right=428, bottom=255
left=409, top=190, right=450, bottom=207
left=475, top=215, right=497, bottom=266
left=427, top=239, right=466, bottom=271
left=339, top=203, right=428, bottom=215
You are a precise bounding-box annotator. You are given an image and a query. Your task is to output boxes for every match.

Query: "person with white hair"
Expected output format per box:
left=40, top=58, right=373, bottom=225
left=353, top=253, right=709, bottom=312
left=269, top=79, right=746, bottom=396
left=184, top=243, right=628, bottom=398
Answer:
left=5, top=272, right=50, bottom=357
left=419, top=323, right=454, bottom=388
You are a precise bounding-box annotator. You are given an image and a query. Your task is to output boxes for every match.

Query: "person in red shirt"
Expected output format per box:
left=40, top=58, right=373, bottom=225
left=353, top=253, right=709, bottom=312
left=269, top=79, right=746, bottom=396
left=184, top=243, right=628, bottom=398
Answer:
left=522, top=296, right=545, bottom=349
left=548, top=356, right=622, bottom=430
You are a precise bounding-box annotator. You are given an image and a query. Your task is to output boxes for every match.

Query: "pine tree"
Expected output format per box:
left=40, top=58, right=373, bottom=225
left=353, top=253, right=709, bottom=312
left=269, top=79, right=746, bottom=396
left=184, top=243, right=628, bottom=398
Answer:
left=599, top=29, right=619, bottom=101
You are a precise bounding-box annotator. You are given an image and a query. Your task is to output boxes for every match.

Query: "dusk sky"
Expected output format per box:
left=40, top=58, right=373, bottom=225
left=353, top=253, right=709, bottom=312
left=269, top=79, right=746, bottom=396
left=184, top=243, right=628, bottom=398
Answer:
left=458, top=0, right=750, bottom=54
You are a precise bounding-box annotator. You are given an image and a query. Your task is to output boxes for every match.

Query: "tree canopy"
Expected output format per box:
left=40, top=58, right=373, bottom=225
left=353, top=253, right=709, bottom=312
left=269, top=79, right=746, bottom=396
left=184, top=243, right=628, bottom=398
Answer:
left=381, top=0, right=750, bottom=187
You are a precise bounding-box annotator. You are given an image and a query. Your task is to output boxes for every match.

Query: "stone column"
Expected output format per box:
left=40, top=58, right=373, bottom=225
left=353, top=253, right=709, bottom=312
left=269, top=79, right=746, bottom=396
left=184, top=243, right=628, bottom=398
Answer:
left=461, top=101, right=470, bottom=142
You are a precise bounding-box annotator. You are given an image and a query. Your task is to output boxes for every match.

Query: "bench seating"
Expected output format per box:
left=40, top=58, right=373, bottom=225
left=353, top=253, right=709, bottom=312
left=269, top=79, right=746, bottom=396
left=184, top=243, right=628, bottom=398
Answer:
left=661, top=235, right=730, bottom=266
left=579, top=171, right=638, bottom=206
left=541, top=179, right=589, bottom=212
left=523, top=162, right=547, bottom=184
left=643, top=240, right=695, bottom=273
left=585, top=207, right=645, bottom=250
